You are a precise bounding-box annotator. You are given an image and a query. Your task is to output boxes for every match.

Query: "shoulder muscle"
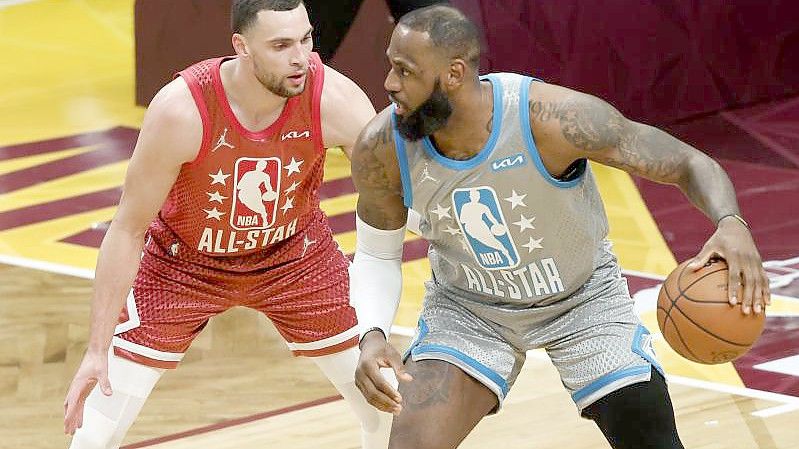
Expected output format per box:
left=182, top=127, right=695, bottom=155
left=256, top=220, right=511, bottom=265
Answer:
left=320, top=64, right=376, bottom=157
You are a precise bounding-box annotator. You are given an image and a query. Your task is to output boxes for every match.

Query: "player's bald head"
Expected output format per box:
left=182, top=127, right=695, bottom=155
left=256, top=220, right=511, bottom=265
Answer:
left=396, top=5, right=481, bottom=70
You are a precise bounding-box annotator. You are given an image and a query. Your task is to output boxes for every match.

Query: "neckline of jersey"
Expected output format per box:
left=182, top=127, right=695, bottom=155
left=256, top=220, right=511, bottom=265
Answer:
left=420, top=75, right=503, bottom=171
left=212, top=56, right=300, bottom=141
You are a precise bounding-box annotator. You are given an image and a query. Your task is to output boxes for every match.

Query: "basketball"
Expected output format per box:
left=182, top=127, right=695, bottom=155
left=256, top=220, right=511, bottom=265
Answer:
left=657, top=258, right=765, bottom=364
left=262, top=190, right=278, bottom=202
left=490, top=224, right=506, bottom=235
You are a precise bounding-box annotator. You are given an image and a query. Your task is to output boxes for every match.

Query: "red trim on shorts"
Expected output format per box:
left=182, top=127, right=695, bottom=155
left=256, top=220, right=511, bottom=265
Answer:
left=291, top=335, right=359, bottom=357
left=177, top=68, right=212, bottom=164
left=310, top=52, right=325, bottom=155
left=113, top=347, right=180, bottom=369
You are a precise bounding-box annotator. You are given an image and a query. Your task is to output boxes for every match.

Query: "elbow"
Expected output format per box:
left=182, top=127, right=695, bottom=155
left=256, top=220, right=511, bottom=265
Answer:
left=106, top=217, right=150, bottom=243
left=677, top=151, right=721, bottom=189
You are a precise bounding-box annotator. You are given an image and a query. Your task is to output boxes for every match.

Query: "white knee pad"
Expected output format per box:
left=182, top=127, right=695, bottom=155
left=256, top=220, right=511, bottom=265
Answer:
left=69, top=354, right=164, bottom=449
left=312, top=347, right=395, bottom=449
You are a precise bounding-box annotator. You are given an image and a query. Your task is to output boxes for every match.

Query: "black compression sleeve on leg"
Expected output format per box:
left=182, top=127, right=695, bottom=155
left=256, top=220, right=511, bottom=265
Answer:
left=582, top=368, right=685, bottom=449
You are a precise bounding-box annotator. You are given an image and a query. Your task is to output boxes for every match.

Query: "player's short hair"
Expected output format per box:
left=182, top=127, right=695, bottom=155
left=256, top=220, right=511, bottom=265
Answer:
left=231, top=0, right=304, bottom=34
left=397, top=4, right=481, bottom=69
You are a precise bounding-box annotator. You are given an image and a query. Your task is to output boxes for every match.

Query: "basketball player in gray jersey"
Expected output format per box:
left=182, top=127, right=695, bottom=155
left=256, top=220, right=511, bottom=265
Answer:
left=349, top=5, right=770, bottom=449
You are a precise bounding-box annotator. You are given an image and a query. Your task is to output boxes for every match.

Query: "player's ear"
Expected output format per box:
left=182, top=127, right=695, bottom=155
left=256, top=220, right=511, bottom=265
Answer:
left=232, top=33, right=249, bottom=58
left=446, top=58, right=467, bottom=90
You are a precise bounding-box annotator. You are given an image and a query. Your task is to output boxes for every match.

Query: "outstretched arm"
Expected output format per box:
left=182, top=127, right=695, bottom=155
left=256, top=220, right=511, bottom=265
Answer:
left=64, top=78, right=202, bottom=434
left=530, top=83, right=769, bottom=314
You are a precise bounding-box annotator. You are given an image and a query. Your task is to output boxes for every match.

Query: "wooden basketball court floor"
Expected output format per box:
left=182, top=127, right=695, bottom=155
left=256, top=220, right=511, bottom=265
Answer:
left=1, top=1, right=798, bottom=448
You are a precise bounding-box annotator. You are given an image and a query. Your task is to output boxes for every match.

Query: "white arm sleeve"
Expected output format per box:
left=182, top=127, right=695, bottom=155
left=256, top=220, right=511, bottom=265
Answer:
left=349, top=213, right=406, bottom=341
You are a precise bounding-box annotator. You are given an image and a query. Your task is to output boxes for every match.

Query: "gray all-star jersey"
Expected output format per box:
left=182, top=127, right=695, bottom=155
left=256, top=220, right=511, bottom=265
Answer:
left=392, top=73, right=610, bottom=307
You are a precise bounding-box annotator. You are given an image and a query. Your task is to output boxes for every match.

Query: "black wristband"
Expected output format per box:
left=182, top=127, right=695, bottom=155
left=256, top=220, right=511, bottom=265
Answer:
left=359, top=327, right=386, bottom=348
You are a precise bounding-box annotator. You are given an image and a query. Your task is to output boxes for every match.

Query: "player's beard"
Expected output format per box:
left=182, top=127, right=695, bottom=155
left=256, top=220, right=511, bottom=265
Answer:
left=395, top=80, right=453, bottom=141
left=253, top=62, right=305, bottom=98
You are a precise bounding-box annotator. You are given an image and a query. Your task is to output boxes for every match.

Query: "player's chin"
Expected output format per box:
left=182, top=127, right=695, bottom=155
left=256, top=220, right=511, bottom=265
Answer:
left=284, top=75, right=307, bottom=94
left=283, top=84, right=305, bottom=97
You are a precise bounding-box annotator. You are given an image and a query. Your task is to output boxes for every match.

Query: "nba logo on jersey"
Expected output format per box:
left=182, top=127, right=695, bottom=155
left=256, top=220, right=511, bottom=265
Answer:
left=230, top=157, right=282, bottom=230
left=452, top=186, right=520, bottom=270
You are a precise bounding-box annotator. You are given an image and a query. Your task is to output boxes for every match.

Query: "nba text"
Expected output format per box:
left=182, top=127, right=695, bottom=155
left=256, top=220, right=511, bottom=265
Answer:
left=460, top=258, right=564, bottom=299
left=197, top=218, right=298, bottom=254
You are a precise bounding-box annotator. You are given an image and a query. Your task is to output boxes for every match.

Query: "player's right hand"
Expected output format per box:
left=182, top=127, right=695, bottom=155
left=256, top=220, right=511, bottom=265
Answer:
left=688, top=215, right=770, bottom=315
left=64, top=349, right=113, bottom=435
left=355, top=331, right=413, bottom=415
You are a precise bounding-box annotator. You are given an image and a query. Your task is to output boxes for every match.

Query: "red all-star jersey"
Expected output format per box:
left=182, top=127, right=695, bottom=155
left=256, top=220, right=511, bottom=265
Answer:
left=157, top=53, right=328, bottom=257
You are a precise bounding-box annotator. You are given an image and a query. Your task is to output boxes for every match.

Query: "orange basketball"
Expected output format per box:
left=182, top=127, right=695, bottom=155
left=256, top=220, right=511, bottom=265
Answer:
left=657, top=258, right=765, bottom=364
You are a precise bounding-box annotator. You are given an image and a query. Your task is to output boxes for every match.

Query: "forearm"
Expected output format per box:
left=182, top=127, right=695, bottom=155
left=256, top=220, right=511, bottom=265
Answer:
left=677, top=152, right=741, bottom=224
left=351, top=251, right=403, bottom=339
left=620, top=123, right=741, bottom=223
left=350, top=214, right=405, bottom=340
left=87, top=224, right=147, bottom=353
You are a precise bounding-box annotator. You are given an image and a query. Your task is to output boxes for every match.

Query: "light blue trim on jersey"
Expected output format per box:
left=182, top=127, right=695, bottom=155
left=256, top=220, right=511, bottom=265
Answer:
left=420, top=74, right=504, bottom=171
left=391, top=107, right=414, bottom=208
left=519, top=76, right=585, bottom=188
left=411, top=343, right=510, bottom=396
left=632, top=325, right=665, bottom=377
left=571, top=365, right=652, bottom=404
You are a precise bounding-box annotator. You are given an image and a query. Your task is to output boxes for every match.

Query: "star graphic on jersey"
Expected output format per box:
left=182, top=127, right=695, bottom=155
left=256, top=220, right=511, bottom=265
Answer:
left=209, top=169, right=230, bottom=186
left=284, top=157, right=304, bottom=176
left=513, top=214, right=536, bottom=232
left=203, top=207, right=225, bottom=221
left=280, top=196, right=295, bottom=214
left=301, top=235, right=316, bottom=258
left=430, top=204, right=452, bottom=221
left=521, top=236, right=544, bottom=253
left=206, top=191, right=228, bottom=204
left=284, top=180, right=301, bottom=194
left=443, top=225, right=462, bottom=236
left=504, top=190, right=527, bottom=210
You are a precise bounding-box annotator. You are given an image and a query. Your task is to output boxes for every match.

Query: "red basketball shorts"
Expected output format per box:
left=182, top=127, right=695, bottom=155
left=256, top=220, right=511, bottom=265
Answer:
left=112, top=212, right=357, bottom=368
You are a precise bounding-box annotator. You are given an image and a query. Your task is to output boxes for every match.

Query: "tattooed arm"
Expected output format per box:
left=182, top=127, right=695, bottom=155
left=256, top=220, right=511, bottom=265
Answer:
left=529, top=82, right=769, bottom=314
left=351, top=108, right=408, bottom=229
left=351, top=108, right=413, bottom=414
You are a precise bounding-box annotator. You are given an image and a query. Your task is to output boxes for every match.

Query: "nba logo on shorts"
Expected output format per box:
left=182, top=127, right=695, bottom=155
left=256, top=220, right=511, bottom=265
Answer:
left=230, top=157, right=282, bottom=230
left=452, top=186, right=520, bottom=270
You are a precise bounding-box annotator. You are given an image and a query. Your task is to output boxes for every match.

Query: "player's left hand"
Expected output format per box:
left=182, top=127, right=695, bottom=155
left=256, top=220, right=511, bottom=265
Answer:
left=688, top=215, right=770, bottom=315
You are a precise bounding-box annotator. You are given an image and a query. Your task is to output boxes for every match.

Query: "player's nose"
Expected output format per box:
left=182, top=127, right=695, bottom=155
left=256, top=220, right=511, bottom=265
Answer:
left=384, top=68, right=401, bottom=93
left=289, top=42, right=308, bottom=67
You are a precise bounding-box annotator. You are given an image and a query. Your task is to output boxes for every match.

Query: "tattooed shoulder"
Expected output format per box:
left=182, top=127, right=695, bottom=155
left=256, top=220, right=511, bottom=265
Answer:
left=529, top=88, right=626, bottom=153
left=351, top=112, right=407, bottom=228
left=352, top=114, right=396, bottom=188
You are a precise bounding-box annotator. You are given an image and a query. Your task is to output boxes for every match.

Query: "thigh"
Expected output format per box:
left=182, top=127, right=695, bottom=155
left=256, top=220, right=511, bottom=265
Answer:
left=545, top=290, right=664, bottom=414
left=390, top=359, right=497, bottom=449
left=114, top=251, right=230, bottom=369
left=254, top=241, right=358, bottom=357
left=406, top=283, right=525, bottom=410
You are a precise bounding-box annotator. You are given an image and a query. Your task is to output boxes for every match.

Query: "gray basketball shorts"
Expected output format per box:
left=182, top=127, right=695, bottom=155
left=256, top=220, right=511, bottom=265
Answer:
left=404, top=258, right=664, bottom=414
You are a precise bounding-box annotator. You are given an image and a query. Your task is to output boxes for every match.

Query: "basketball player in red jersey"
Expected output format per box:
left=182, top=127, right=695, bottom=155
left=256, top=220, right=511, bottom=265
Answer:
left=63, top=1, right=391, bottom=447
